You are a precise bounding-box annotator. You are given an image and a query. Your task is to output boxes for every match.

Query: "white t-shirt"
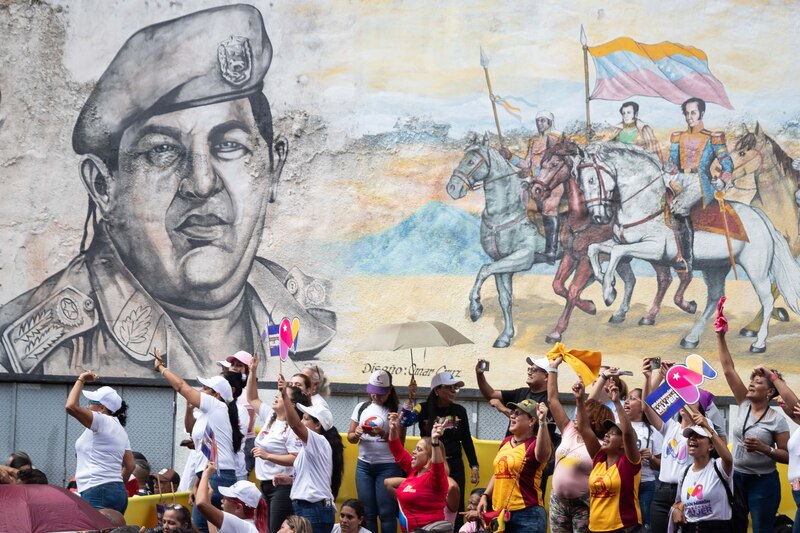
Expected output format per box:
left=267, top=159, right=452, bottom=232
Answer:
left=311, top=394, right=329, bottom=408
left=788, top=426, right=800, bottom=481
left=238, top=395, right=256, bottom=440
left=179, top=449, right=203, bottom=491
left=75, top=412, right=132, bottom=492
left=658, top=419, right=691, bottom=483
left=332, top=526, right=372, bottom=533
left=235, top=402, right=250, bottom=479
left=254, top=403, right=303, bottom=481
left=197, top=393, right=237, bottom=471
left=676, top=458, right=733, bottom=522
left=191, top=410, right=209, bottom=473
left=351, top=401, right=394, bottom=464
left=219, top=512, right=259, bottom=533
left=290, top=429, right=334, bottom=503
left=631, top=421, right=663, bottom=483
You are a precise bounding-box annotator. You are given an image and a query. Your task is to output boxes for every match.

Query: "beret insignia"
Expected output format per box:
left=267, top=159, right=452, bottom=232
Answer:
left=218, top=36, right=253, bottom=86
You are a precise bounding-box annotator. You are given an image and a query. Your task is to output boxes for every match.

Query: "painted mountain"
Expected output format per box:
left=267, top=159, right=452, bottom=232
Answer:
left=332, top=201, right=554, bottom=275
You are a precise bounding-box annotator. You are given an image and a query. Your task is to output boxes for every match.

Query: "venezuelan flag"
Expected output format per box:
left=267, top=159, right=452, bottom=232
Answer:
left=588, top=37, right=733, bottom=109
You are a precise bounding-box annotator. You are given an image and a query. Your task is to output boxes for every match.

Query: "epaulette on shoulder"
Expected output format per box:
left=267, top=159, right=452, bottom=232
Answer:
left=711, top=131, right=726, bottom=143
left=670, top=131, right=682, bottom=142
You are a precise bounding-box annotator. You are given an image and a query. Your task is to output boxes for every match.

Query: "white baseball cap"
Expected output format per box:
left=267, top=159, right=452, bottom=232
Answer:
left=431, top=372, right=465, bottom=389
left=297, top=403, right=334, bottom=431
left=82, top=386, right=122, bottom=412
left=219, top=480, right=263, bottom=508
left=216, top=360, right=232, bottom=369
left=525, top=356, right=550, bottom=371
left=197, top=375, right=233, bottom=403
left=367, top=369, right=391, bottom=394
left=682, top=425, right=713, bottom=438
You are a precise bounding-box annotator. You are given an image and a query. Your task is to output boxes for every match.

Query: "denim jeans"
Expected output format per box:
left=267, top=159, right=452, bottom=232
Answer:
left=293, top=498, right=335, bottom=533
left=262, top=480, right=293, bottom=533
left=81, top=481, right=128, bottom=513
left=356, top=459, right=403, bottom=533
left=793, top=489, right=800, bottom=533
left=192, top=469, right=238, bottom=533
left=649, top=481, right=678, bottom=533
left=638, top=480, right=656, bottom=527
left=506, top=505, right=546, bottom=533
left=734, top=469, right=781, bottom=533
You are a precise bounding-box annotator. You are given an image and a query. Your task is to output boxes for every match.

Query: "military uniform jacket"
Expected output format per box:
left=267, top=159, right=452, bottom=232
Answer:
left=668, top=125, right=734, bottom=206
left=510, top=131, right=562, bottom=178
left=0, top=225, right=336, bottom=378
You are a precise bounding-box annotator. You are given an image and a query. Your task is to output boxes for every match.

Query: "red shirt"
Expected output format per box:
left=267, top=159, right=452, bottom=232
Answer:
left=390, top=438, right=448, bottom=532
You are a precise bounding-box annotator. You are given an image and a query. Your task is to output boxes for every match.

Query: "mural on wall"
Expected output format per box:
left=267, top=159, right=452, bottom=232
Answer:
left=1, top=0, right=799, bottom=392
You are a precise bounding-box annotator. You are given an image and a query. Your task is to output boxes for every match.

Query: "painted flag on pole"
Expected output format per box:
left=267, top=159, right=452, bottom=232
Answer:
left=587, top=37, right=733, bottom=109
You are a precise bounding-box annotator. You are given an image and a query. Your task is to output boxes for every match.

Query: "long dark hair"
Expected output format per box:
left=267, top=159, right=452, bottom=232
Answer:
left=267, top=388, right=312, bottom=432
left=112, top=401, right=129, bottom=427
left=383, top=372, right=399, bottom=413
left=222, top=372, right=244, bottom=453
left=324, top=426, right=345, bottom=499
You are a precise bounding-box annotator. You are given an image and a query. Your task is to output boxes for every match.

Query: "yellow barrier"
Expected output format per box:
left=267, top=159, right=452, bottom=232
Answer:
left=124, top=435, right=798, bottom=527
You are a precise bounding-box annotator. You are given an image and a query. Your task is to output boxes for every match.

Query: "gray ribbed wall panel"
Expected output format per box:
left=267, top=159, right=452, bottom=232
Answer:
left=16, top=383, right=68, bottom=486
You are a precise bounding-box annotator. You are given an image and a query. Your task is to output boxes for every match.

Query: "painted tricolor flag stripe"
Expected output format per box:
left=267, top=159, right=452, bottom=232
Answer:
left=587, top=37, right=732, bottom=109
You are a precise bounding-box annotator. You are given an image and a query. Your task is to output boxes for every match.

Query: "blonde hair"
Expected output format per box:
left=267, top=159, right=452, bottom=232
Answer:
left=285, top=515, right=312, bottom=533
left=418, top=437, right=450, bottom=474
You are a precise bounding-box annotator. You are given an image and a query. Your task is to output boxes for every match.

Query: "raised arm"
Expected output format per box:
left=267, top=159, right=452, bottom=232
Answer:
left=153, top=349, right=202, bottom=407
left=184, top=401, right=197, bottom=434
left=641, top=358, right=664, bottom=432
left=196, top=462, right=224, bottom=529
left=534, top=401, right=552, bottom=464
left=65, top=371, right=99, bottom=429
left=475, top=360, right=502, bottom=401
left=547, top=356, right=571, bottom=432
left=574, top=381, right=600, bottom=459
left=245, top=353, right=264, bottom=413
left=281, top=374, right=308, bottom=443
left=717, top=331, right=747, bottom=404
left=588, top=368, right=616, bottom=404
left=610, top=383, right=640, bottom=464
left=755, top=366, right=800, bottom=422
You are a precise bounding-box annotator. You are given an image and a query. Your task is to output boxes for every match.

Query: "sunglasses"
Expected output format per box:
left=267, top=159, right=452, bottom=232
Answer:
left=440, top=384, right=460, bottom=391
left=88, top=400, right=103, bottom=406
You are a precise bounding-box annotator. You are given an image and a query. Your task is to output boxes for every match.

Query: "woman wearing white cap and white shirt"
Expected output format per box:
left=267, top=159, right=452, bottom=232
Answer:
left=301, top=365, right=330, bottom=407
left=347, top=369, right=403, bottom=533
left=246, top=353, right=311, bottom=533
left=65, top=371, right=135, bottom=513
left=671, top=413, right=734, bottom=533
left=197, top=461, right=268, bottom=533
left=280, top=374, right=344, bottom=533
left=154, top=350, right=243, bottom=533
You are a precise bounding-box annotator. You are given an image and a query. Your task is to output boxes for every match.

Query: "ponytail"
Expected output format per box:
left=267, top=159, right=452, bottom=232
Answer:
left=112, top=401, right=129, bottom=427
left=323, top=426, right=344, bottom=498
left=227, top=400, right=244, bottom=453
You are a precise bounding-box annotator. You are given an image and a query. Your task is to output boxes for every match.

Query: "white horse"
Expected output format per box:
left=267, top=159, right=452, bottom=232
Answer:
left=576, top=142, right=800, bottom=352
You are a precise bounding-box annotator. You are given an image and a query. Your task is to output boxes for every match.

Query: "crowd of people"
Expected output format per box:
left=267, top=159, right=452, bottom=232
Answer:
left=6, top=311, right=800, bottom=533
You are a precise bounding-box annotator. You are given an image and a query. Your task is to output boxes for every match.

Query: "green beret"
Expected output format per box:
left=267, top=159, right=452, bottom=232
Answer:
left=72, top=4, right=272, bottom=160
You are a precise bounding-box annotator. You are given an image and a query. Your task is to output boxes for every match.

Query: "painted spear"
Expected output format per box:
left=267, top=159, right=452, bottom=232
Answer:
left=580, top=25, right=592, bottom=138
left=480, top=46, right=503, bottom=143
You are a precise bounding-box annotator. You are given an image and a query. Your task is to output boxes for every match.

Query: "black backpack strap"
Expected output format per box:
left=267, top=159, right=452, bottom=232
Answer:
left=357, top=401, right=370, bottom=421
left=711, top=460, right=735, bottom=510
left=676, top=465, right=692, bottom=503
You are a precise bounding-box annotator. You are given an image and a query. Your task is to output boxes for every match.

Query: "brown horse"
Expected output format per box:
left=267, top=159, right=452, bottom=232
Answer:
left=532, top=138, right=685, bottom=343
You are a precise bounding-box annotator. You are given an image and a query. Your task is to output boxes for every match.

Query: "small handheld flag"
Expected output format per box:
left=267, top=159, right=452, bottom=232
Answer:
left=200, top=426, right=217, bottom=462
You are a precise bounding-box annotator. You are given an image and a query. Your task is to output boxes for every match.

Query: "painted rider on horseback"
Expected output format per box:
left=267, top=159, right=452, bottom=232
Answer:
left=499, top=111, right=563, bottom=264
left=667, top=97, right=734, bottom=271
left=610, top=101, right=663, bottom=162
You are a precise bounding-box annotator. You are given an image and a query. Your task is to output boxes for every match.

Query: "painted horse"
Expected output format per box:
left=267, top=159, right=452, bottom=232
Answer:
left=531, top=138, right=685, bottom=344
left=576, top=141, right=800, bottom=352
left=730, top=123, right=800, bottom=336
left=446, top=134, right=546, bottom=347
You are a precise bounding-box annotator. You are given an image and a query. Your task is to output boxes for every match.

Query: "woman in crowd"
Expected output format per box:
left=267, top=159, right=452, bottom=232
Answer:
left=347, top=369, right=403, bottom=533
left=402, top=371, right=479, bottom=530
left=459, top=488, right=487, bottom=533
left=476, top=399, right=551, bottom=533
left=281, top=374, right=344, bottom=533
left=643, top=358, right=715, bottom=533
left=671, top=413, right=734, bottom=533
left=154, top=350, right=243, bottom=533
left=288, top=373, right=313, bottom=395
left=65, top=371, right=135, bottom=513
left=301, top=365, right=330, bottom=407
left=226, top=351, right=257, bottom=475
left=624, top=387, right=663, bottom=529
left=547, top=356, right=614, bottom=533
left=332, top=499, right=372, bottom=533
left=588, top=367, right=629, bottom=416
left=197, top=461, right=267, bottom=533
left=574, top=379, right=641, bottom=533
left=223, top=370, right=251, bottom=482
left=140, top=504, right=192, bottom=533
left=277, top=516, right=312, bottom=533
left=246, top=354, right=310, bottom=533
left=387, top=412, right=449, bottom=533
left=717, top=306, right=789, bottom=533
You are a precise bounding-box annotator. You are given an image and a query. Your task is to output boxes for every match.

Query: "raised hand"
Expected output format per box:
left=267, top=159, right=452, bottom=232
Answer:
left=537, top=401, right=548, bottom=424
left=79, top=370, right=98, bottom=382
left=431, top=422, right=445, bottom=442
left=572, top=380, right=585, bottom=400
left=277, top=374, right=287, bottom=395
left=250, top=350, right=260, bottom=373
left=152, top=347, right=165, bottom=372
left=408, top=376, right=418, bottom=400
left=608, top=383, right=620, bottom=403
left=714, top=296, right=728, bottom=334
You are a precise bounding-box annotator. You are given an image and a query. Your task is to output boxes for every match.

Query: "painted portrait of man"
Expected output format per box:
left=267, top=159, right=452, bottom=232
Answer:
left=0, top=5, right=336, bottom=378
